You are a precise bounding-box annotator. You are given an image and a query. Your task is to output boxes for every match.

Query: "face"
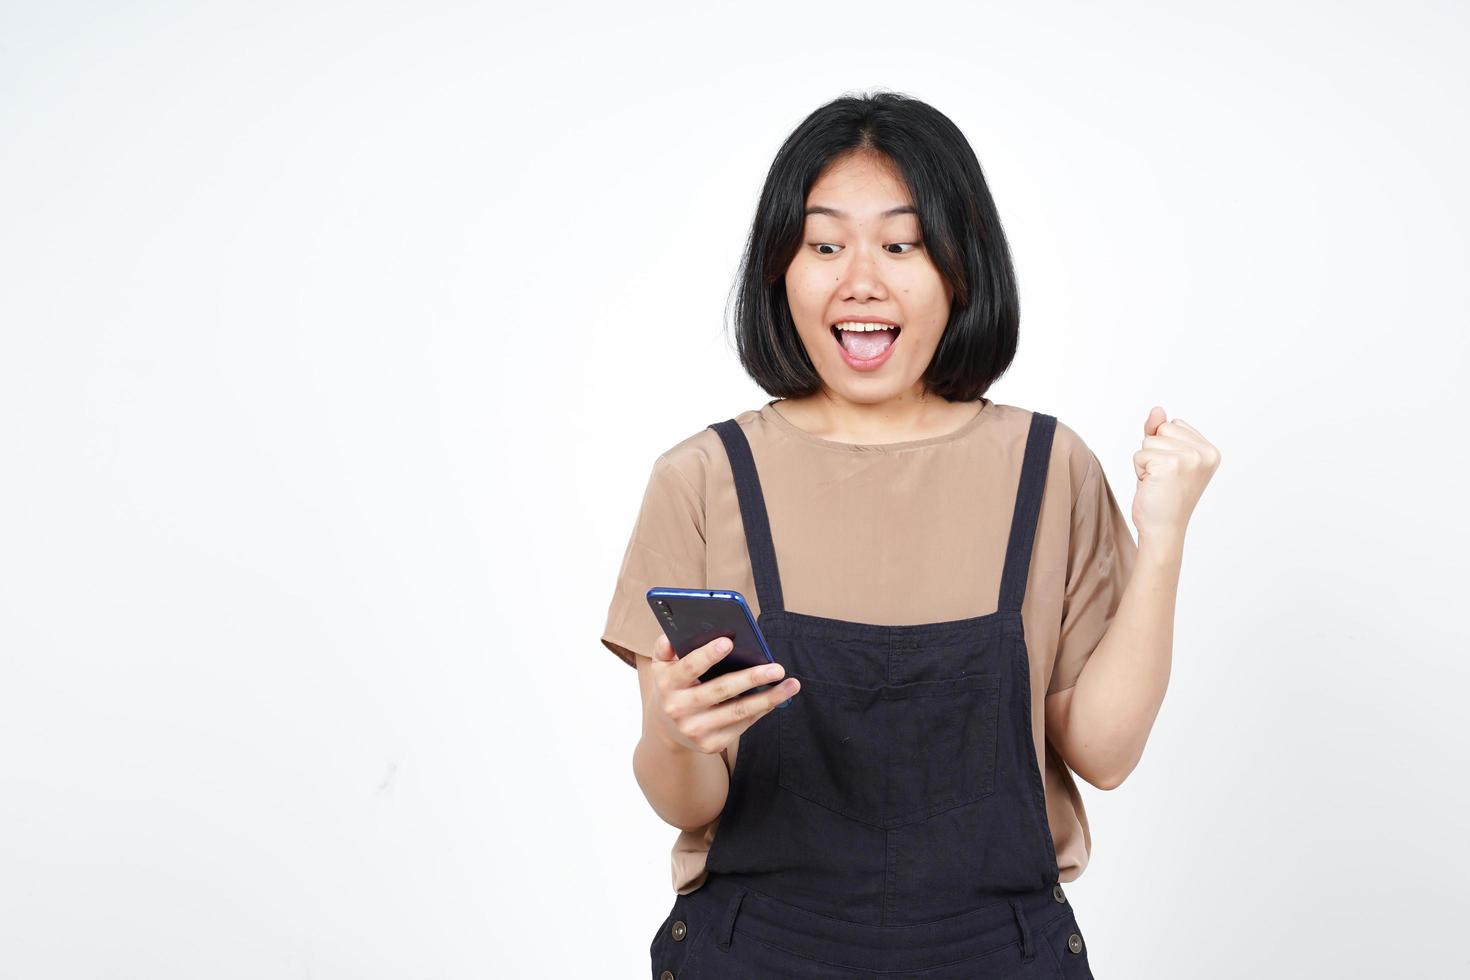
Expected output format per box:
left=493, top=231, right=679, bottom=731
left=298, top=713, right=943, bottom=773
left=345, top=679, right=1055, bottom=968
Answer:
left=784, top=150, right=954, bottom=406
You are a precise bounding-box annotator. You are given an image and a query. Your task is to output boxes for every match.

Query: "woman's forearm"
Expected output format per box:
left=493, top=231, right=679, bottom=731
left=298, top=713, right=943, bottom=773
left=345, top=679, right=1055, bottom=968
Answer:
left=630, top=652, right=731, bottom=830
left=1057, top=408, right=1219, bottom=788
left=1063, top=529, right=1182, bottom=787
left=633, top=729, right=730, bottom=831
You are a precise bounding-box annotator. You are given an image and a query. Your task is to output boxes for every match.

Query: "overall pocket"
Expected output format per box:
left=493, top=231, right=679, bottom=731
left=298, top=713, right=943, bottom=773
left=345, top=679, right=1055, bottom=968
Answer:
left=776, top=673, right=1002, bottom=829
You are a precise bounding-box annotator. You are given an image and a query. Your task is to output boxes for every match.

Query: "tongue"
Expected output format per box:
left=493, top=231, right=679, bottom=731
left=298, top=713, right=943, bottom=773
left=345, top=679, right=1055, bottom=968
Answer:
left=839, top=327, right=897, bottom=359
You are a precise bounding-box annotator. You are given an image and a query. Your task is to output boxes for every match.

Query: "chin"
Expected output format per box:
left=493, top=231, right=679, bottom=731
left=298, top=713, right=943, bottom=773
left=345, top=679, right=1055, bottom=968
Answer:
left=822, top=374, right=916, bottom=401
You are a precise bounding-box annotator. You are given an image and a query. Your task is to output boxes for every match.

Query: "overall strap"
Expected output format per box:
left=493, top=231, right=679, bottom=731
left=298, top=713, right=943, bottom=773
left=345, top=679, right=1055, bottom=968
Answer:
left=708, top=420, right=786, bottom=614
left=997, top=411, right=1058, bottom=613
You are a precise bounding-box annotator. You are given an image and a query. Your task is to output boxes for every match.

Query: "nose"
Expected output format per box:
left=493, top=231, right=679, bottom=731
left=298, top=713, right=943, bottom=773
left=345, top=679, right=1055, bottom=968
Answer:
left=837, top=245, right=888, bottom=301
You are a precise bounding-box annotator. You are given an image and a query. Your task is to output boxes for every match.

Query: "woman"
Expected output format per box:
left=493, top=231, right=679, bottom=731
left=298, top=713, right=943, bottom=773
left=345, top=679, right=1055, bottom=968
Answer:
left=601, top=91, right=1219, bottom=979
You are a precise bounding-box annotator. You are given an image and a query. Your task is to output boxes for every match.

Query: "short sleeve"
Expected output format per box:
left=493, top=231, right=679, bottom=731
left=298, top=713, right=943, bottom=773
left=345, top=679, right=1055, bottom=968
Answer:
left=1048, top=450, right=1136, bottom=696
left=599, top=453, right=707, bottom=669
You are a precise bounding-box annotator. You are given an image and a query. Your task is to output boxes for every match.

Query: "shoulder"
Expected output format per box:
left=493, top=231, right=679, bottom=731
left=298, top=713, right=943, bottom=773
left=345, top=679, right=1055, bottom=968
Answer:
left=986, top=401, right=1103, bottom=509
left=647, top=405, right=765, bottom=497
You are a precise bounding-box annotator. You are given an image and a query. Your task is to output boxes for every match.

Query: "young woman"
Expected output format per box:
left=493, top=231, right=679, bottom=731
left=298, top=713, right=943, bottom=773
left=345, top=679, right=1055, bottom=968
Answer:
left=601, top=91, right=1220, bottom=979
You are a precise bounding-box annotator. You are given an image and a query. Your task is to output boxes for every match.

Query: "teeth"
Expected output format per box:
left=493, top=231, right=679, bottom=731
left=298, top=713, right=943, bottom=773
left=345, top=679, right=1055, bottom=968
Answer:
left=833, top=321, right=900, bottom=332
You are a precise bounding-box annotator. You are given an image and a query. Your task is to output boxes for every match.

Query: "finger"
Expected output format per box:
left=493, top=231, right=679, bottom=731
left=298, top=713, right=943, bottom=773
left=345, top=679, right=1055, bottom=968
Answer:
left=1141, top=434, right=1194, bottom=452
left=1133, top=447, right=1171, bottom=480
left=1156, top=420, right=1206, bottom=446
left=679, top=635, right=735, bottom=686
left=695, top=676, right=802, bottom=741
left=687, top=660, right=787, bottom=709
left=651, top=632, right=676, bottom=662
left=1162, top=421, right=1220, bottom=468
left=1133, top=446, right=1184, bottom=476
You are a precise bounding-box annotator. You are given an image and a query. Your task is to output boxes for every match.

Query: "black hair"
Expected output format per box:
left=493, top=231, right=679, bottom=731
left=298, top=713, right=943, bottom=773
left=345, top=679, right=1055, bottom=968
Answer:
left=727, top=90, right=1020, bottom=402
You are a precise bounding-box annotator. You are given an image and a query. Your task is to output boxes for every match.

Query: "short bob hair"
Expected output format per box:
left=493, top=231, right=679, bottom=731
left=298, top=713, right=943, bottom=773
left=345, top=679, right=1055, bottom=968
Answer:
left=728, top=90, right=1019, bottom=403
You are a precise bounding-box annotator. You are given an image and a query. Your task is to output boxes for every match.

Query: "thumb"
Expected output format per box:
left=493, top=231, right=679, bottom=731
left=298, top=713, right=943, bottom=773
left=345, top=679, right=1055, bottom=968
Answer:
left=1143, top=405, right=1167, bottom=438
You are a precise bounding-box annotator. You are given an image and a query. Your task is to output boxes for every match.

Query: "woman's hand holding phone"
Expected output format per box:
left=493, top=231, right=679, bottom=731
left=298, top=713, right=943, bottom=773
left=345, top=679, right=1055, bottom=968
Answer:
left=645, top=632, right=801, bottom=755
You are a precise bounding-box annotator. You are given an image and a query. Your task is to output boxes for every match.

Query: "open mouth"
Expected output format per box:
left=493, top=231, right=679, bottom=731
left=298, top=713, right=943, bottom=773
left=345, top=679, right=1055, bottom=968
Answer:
left=831, top=321, right=902, bottom=361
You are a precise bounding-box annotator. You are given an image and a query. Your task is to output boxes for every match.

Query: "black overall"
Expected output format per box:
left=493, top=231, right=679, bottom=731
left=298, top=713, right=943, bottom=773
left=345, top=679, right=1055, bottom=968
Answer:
left=649, top=411, right=1096, bottom=979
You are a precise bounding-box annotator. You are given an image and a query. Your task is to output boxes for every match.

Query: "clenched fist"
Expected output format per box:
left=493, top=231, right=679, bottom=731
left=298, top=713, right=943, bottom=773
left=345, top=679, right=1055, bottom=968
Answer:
left=1131, top=407, right=1221, bottom=541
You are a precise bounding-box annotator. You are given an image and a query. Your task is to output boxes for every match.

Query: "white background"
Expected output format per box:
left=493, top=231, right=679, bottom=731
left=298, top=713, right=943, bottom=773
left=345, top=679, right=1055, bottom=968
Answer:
left=3, top=1, right=1467, bottom=977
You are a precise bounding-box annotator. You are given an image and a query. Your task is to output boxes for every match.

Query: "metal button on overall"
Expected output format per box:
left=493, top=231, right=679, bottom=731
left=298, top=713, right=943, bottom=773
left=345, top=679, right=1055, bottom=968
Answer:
left=670, top=919, right=686, bottom=941
left=646, top=411, right=1095, bottom=976
left=659, top=971, right=674, bottom=980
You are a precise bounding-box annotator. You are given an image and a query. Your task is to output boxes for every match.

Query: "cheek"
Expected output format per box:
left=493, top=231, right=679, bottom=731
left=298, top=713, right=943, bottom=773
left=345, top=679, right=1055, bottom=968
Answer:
left=785, top=261, right=826, bottom=299
left=784, top=267, right=833, bottom=325
left=901, top=271, right=950, bottom=321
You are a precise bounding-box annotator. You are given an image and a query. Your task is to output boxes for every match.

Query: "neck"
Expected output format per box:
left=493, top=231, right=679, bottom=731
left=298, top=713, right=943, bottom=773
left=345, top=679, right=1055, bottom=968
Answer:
left=773, top=388, right=984, bottom=445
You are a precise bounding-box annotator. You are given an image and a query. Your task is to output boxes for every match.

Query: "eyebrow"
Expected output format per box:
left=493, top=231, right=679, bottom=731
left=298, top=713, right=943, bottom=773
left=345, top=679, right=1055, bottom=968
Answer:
left=804, top=205, right=917, bottom=219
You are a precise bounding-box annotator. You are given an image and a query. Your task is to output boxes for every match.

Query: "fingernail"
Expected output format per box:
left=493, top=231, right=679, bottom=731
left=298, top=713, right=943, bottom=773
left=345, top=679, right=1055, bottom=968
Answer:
left=718, top=638, right=733, bottom=652
left=763, top=664, right=783, bottom=680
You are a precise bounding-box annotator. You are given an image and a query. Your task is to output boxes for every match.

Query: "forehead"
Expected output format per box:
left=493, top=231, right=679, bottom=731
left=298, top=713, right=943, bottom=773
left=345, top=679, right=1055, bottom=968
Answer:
left=804, top=153, right=915, bottom=220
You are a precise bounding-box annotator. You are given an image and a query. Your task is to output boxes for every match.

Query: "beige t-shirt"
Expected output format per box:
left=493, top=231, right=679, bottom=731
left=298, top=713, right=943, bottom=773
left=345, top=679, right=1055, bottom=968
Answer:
left=601, top=397, right=1136, bottom=894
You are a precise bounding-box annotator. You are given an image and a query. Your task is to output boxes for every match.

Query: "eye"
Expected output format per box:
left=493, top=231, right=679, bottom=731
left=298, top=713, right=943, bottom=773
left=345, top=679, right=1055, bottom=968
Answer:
left=808, top=242, right=922, bottom=256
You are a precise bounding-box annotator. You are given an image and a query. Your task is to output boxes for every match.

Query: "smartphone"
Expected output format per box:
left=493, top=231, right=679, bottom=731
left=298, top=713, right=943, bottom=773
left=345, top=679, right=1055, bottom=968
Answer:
left=646, top=587, right=791, bottom=707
